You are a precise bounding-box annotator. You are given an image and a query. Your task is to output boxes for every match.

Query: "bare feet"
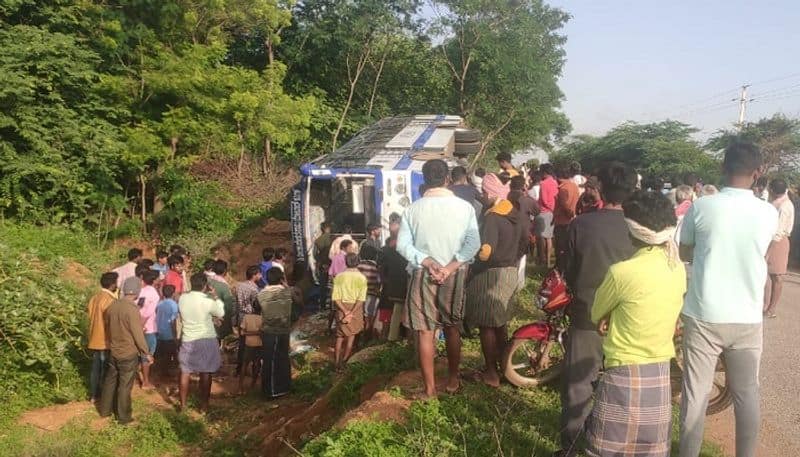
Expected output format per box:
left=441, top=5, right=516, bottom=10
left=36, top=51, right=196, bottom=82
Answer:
left=479, top=371, right=501, bottom=388
left=445, top=377, right=462, bottom=394
left=467, top=370, right=500, bottom=388
left=410, top=391, right=437, bottom=401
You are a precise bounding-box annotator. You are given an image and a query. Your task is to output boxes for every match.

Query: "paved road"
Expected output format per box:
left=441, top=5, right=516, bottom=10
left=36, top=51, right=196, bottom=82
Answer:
left=703, top=272, right=800, bottom=456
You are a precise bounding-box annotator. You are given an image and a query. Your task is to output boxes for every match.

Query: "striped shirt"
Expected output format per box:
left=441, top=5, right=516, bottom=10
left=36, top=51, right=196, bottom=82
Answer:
left=357, top=260, right=381, bottom=297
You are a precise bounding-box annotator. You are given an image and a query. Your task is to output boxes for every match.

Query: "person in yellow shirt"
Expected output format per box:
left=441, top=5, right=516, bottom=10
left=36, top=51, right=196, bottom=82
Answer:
left=86, top=272, right=119, bottom=403
left=331, top=253, right=367, bottom=370
left=495, top=152, right=520, bottom=178
left=587, top=191, right=686, bottom=457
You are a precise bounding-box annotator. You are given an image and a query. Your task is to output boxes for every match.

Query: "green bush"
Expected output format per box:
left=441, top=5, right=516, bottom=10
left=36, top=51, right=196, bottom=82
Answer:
left=156, top=168, right=239, bottom=236
left=0, top=224, right=115, bottom=424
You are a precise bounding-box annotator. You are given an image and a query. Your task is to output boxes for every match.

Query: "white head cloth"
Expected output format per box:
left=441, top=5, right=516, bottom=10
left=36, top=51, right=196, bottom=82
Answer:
left=624, top=218, right=680, bottom=267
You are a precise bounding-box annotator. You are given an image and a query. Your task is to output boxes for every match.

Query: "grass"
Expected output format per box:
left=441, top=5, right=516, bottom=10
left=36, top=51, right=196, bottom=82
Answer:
left=0, top=408, right=205, bottom=457
left=301, top=265, right=726, bottom=457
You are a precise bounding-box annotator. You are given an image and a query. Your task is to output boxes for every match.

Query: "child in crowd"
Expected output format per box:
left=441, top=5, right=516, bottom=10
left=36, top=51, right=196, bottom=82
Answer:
left=256, top=267, right=295, bottom=398
left=291, top=262, right=314, bottom=317
left=164, top=255, right=185, bottom=299
left=138, top=270, right=160, bottom=389
left=273, top=248, right=287, bottom=272
left=258, top=247, right=276, bottom=288
left=155, top=284, right=179, bottom=378
left=152, top=250, right=169, bottom=280
left=332, top=253, right=367, bottom=370
left=327, top=239, right=358, bottom=332
left=239, top=301, right=263, bottom=394
left=357, top=245, right=382, bottom=341
left=380, top=236, right=408, bottom=341
left=203, top=259, right=216, bottom=277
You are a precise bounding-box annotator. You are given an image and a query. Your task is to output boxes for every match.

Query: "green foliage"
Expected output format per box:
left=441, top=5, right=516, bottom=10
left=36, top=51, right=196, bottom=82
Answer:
left=0, top=224, right=118, bottom=424
left=0, top=23, right=124, bottom=223
left=433, top=0, right=572, bottom=161
left=329, top=343, right=417, bottom=412
left=0, top=0, right=314, bottom=229
left=708, top=114, right=800, bottom=176
left=155, top=168, right=239, bottom=236
left=554, top=121, right=721, bottom=183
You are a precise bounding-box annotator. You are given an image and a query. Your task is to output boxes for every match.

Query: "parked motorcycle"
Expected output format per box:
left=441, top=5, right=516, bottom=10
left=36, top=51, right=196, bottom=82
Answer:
left=501, top=269, right=733, bottom=415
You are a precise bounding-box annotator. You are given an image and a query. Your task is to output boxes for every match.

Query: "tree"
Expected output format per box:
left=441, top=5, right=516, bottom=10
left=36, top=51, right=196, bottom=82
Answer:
left=429, top=0, right=571, bottom=164
left=553, top=121, right=721, bottom=183
left=279, top=0, right=431, bottom=152
left=708, top=114, right=800, bottom=174
left=0, top=22, right=125, bottom=223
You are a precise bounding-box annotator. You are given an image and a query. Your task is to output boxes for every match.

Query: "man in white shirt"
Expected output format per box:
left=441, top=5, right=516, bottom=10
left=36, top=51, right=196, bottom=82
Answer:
left=678, top=141, right=778, bottom=457
left=764, top=178, right=795, bottom=318
left=113, top=248, right=143, bottom=290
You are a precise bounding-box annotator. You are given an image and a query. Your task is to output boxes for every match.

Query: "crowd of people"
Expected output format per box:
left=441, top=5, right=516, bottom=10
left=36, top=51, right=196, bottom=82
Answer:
left=86, top=244, right=307, bottom=424
left=84, top=140, right=790, bottom=457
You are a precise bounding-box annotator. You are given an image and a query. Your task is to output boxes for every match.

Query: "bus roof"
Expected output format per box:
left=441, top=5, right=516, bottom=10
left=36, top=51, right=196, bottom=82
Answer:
left=303, top=115, right=463, bottom=173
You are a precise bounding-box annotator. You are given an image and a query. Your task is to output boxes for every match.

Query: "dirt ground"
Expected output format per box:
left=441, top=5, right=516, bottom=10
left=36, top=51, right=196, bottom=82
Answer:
left=213, top=218, right=293, bottom=280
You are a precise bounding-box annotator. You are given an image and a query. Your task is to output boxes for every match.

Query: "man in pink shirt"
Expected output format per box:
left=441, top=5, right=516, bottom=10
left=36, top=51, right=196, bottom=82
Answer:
left=534, top=163, right=558, bottom=267
left=137, top=270, right=161, bottom=389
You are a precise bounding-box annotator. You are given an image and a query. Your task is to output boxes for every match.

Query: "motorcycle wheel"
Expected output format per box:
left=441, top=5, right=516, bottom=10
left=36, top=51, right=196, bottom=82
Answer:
left=502, top=337, right=564, bottom=388
left=673, top=334, right=733, bottom=415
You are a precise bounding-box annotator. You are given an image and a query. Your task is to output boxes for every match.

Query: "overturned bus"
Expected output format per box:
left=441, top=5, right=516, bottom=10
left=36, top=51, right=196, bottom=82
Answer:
left=290, top=115, right=481, bottom=273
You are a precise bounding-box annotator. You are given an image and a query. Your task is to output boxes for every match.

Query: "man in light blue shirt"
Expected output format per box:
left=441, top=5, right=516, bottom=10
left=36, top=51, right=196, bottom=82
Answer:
left=678, top=141, right=778, bottom=457
left=398, top=159, right=480, bottom=398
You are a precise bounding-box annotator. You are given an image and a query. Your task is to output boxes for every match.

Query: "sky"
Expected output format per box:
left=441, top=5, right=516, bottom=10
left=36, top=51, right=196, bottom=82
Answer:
left=548, top=0, right=800, bottom=139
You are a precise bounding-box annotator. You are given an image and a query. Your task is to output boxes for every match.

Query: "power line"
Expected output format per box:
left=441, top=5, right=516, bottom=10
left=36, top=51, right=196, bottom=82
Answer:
left=750, top=82, right=800, bottom=98
left=641, top=87, right=739, bottom=120
left=753, top=90, right=800, bottom=103
left=747, top=71, right=800, bottom=88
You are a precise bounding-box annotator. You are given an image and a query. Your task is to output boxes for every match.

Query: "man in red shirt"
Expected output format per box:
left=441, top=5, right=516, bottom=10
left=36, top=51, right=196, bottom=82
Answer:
left=534, top=163, right=558, bottom=267
left=554, top=165, right=580, bottom=271
left=164, top=255, right=185, bottom=300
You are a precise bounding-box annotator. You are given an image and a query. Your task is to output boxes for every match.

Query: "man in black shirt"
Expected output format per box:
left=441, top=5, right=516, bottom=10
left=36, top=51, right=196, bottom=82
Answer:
left=449, top=165, right=486, bottom=217
left=556, top=162, right=637, bottom=457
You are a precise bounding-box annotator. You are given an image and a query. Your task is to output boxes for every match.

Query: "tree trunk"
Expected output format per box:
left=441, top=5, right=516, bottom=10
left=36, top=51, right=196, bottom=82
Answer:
left=170, top=137, right=178, bottom=160
left=139, top=173, right=147, bottom=235
left=367, top=39, right=392, bottom=118
left=263, top=137, right=272, bottom=176
left=237, top=121, right=246, bottom=177
left=332, top=44, right=373, bottom=152
left=470, top=112, right=516, bottom=168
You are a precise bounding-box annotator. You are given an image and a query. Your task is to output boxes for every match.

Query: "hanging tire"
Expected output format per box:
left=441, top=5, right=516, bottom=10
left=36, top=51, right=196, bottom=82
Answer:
left=454, top=128, right=481, bottom=143
left=454, top=141, right=481, bottom=157
left=502, top=337, right=565, bottom=388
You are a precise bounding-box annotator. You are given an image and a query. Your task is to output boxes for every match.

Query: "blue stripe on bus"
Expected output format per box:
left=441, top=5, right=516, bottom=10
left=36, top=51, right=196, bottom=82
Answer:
left=393, top=114, right=446, bottom=170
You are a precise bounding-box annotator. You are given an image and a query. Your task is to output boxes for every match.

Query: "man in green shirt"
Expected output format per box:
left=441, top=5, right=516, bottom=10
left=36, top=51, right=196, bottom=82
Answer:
left=208, top=259, right=235, bottom=339
left=257, top=267, right=297, bottom=398
left=98, top=282, right=152, bottom=425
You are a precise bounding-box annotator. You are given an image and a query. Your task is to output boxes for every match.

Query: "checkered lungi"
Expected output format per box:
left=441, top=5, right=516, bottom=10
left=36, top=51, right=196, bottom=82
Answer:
left=586, top=361, right=672, bottom=457
left=402, top=266, right=468, bottom=331
left=465, top=266, right=518, bottom=328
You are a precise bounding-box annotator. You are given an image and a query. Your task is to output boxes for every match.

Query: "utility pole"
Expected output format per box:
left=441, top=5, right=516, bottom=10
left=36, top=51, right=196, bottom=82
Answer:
left=736, top=84, right=751, bottom=129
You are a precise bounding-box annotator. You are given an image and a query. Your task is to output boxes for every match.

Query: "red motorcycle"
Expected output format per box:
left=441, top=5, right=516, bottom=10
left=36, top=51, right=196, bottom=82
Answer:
left=502, top=269, right=733, bottom=415
left=502, top=269, right=570, bottom=387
